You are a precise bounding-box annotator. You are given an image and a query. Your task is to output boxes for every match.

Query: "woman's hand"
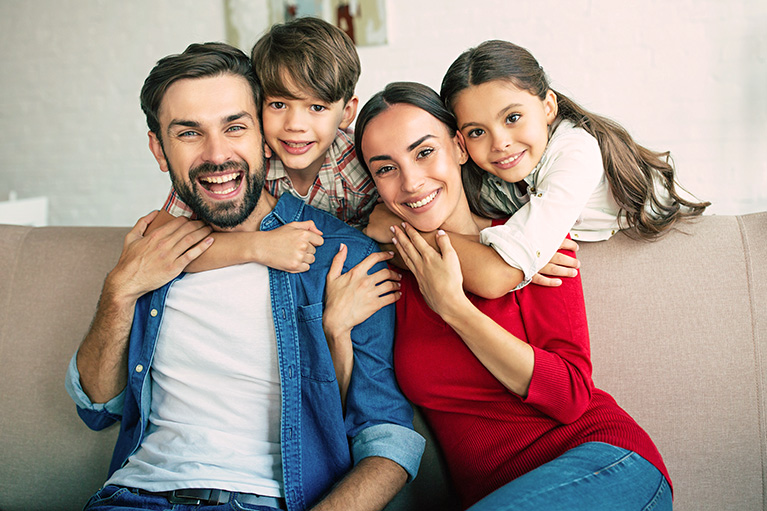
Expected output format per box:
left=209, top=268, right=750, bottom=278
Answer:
left=392, top=223, right=470, bottom=319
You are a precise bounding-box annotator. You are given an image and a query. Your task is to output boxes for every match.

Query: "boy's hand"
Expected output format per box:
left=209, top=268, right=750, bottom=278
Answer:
left=363, top=203, right=402, bottom=243
left=261, top=221, right=324, bottom=273
left=323, top=244, right=401, bottom=338
left=107, top=211, right=214, bottom=302
left=531, top=238, right=580, bottom=287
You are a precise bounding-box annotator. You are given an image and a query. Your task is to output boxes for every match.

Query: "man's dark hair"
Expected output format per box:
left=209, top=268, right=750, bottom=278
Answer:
left=140, top=42, right=261, bottom=139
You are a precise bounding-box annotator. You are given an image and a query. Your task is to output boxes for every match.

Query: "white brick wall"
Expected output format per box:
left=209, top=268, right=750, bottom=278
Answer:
left=1, top=0, right=765, bottom=225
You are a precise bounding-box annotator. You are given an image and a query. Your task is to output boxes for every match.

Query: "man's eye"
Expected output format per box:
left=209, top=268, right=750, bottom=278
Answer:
left=227, top=125, right=245, bottom=133
left=179, top=131, right=198, bottom=138
left=310, top=105, right=327, bottom=112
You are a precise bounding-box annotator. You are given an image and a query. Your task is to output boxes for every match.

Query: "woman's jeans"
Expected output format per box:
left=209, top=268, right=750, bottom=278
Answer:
left=466, top=442, right=672, bottom=511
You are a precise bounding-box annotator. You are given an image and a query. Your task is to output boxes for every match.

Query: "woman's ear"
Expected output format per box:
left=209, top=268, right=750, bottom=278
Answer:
left=544, top=90, right=558, bottom=125
left=454, top=131, right=469, bottom=165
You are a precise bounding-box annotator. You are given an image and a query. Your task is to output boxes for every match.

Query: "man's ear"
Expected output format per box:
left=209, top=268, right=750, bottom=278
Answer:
left=338, top=95, right=359, bottom=131
left=148, top=131, right=169, bottom=173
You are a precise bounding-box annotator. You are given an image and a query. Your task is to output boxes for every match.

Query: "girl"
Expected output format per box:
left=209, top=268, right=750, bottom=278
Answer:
left=355, top=81, right=672, bottom=510
left=440, top=39, right=710, bottom=288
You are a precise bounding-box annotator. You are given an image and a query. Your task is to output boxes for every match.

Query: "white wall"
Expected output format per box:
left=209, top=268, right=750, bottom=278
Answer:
left=1, top=0, right=765, bottom=226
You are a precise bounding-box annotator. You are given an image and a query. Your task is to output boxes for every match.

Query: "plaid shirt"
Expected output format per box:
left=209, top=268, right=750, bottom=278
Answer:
left=163, top=130, right=378, bottom=230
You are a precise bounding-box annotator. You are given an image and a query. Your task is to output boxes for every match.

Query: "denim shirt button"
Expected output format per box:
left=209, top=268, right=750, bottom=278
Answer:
left=288, top=366, right=294, bottom=379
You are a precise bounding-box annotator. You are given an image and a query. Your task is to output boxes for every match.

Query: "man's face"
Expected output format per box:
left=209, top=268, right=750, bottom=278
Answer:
left=149, top=73, right=271, bottom=231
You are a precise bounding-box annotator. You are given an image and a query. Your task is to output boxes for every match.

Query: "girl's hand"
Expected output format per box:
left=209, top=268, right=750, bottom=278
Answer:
left=392, top=223, right=470, bottom=319
left=532, top=237, right=580, bottom=287
left=364, top=203, right=403, bottom=243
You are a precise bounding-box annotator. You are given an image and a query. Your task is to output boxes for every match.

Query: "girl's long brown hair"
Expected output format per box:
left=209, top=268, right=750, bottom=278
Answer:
left=441, top=40, right=709, bottom=239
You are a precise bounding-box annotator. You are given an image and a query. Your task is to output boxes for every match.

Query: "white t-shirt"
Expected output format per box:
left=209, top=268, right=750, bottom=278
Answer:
left=479, top=119, right=622, bottom=288
left=107, top=263, right=283, bottom=497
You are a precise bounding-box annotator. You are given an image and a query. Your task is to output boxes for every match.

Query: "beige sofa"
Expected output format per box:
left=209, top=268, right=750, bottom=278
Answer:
left=1, top=212, right=765, bottom=511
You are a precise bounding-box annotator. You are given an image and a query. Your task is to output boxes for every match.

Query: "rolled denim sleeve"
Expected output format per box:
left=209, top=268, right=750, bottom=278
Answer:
left=351, top=423, right=426, bottom=481
left=65, top=352, right=125, bottom=428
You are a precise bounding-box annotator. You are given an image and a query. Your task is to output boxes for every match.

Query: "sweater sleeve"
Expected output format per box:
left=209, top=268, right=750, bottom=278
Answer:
left=516, top=248, right=594, bottom=424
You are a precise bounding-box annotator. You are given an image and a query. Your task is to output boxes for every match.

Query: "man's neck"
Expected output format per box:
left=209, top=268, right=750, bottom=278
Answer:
left=213, top=190, right=278, bottom=233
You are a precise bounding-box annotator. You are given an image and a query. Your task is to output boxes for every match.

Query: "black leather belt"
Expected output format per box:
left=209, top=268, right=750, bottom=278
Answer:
left=135, top=487, right=286, bottom=508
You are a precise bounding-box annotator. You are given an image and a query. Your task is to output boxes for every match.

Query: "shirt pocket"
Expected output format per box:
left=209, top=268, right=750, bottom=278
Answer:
left=296, top=302, right=336, bottom=383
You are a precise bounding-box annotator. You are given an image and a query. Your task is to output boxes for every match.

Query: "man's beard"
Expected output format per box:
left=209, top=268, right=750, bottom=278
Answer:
left=169, top=158, right=265, bottom=229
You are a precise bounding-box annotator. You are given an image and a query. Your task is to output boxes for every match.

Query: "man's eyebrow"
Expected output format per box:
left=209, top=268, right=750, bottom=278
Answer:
left=167, top=119, right=200, bottom=135
left=224, top=111, right=255, bottom=124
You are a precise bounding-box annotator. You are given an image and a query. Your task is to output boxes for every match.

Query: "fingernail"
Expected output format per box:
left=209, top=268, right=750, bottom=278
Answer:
left=390, top=226, right=395, bottom=233
left=339, top=243, right=346, bottom=251
left=388, top=251, right=395, bottom=255
left=437, top=229, right=446, bottom=236
left=392, top=238, right=398, bottom=245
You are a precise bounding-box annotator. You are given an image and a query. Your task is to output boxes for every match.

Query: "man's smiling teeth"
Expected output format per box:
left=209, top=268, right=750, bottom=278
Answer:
left=199, top=172, right=239, bottom=195
left=406, top=190, right=438, bottom=209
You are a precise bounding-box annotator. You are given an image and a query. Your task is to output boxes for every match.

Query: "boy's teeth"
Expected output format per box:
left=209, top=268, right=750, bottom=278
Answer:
left=406, top=190, right=438, bottom=208
left=285, top=141, right=310, bottom=148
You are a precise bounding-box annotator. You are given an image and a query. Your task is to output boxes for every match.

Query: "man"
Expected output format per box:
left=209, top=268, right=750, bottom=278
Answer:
left=66, top=42, right=424, bottom=511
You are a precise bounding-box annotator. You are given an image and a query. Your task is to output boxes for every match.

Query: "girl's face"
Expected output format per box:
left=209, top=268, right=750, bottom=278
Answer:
left=452, top=79, right=557, bottom=183
left=361, top=103, right=469, bottom=233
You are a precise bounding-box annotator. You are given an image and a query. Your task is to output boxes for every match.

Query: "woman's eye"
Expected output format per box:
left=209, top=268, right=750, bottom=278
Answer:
left=416, top=147, right=434, bottom=159
left=310, top=104, right=327, bottom=112
left=506, top=113, right=521, bottom=124
left=374, top=165, right=395, bottom=176
left=467, top=128, right=484, bottom=138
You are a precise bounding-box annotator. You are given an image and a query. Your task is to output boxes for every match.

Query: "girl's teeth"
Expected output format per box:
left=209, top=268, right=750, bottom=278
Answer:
left=498, top=153, right=522, bottom=165
left=406, top=190, right=438, bottom=208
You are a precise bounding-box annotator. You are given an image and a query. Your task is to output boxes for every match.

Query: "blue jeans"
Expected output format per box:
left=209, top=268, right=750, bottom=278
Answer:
left=466, top=442, right=671, bottom=511
left=83, top=485, right=281, bottom=511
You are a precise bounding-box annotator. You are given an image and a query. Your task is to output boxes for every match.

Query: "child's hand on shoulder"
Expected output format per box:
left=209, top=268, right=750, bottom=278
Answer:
left=262, top=221, right=324, bottom=273
left=364, top=203, right=402, bottom=243
left=532, top=238, right=580, bottom=287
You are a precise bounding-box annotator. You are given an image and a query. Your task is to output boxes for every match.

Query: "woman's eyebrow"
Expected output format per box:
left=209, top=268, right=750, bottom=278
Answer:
left=407, top=134, right=435, bottom=152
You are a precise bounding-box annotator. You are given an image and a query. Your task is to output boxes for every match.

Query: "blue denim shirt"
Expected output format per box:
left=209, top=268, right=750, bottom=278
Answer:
left=66, top=194, right=425, bottom=511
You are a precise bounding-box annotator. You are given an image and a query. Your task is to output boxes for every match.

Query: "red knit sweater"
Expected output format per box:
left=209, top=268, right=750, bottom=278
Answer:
left=393, top=246, right=671, bottom=509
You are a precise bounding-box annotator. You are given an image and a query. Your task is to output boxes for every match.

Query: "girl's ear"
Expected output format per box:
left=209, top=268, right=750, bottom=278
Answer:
left=148, top=131, right=169, bottom=173
left=338, top=95, right=359, bottom=130
left=544, top=90, right=558, bottom=124
left=454, top=131, right=469, bottom=165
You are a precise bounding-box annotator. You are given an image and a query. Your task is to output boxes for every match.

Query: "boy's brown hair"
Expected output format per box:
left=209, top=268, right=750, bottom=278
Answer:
left=252, top=16, right=360, bottom=104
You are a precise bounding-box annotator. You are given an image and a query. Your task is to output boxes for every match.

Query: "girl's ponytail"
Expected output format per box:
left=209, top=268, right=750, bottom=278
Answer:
left=442, top=40, right=709, bottom=240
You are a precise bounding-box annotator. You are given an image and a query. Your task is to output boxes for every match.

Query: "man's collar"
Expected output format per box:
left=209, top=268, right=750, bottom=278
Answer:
left=261, top=193, right=305, bottom=230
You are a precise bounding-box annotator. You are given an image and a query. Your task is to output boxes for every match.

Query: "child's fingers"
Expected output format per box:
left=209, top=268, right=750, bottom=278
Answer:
left=559, top=237, right=579, bottom=252
left=540, top=259, right=579, bottom=278
left=126, top=210, right=160, bottom=244
left=531, top=273, right=563, bottom=287
left=327, top=243, right=347, bottom=281
left=296, top=220, right=323, bottom=237
left=550, top=251, right=580, bottom=269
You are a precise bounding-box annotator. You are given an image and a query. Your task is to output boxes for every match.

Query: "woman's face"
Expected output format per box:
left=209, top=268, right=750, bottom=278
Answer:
left=361, top=103, right=468, bottom=233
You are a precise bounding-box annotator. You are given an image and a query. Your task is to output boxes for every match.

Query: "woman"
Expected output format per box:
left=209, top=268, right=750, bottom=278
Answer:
left=354, top=82, right=672, bottom=510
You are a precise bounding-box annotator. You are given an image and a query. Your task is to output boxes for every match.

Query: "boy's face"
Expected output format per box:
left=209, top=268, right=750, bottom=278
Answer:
left=262, top=86, right=357, bottom=178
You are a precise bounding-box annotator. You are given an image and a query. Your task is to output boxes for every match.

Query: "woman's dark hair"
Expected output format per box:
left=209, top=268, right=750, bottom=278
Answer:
left=355, top=81, right=458, bottom=174
left=441, top=40, right=710, bottom=239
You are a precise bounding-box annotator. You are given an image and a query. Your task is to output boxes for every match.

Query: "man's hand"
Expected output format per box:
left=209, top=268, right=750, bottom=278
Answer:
left=258, top=221, right=324, bottom=273
left=107, top=211, right=214, bottom=302
left=531, top=237, right=580, bottom=287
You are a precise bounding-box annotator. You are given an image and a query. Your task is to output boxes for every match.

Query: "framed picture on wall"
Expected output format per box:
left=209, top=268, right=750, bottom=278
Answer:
left=225, top=0, right=387, bottom=50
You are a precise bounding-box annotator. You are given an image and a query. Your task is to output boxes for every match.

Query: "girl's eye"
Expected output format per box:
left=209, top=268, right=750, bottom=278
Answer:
left=505, top=113, right=521, bottom=124
left=310, top=104, right=327, bottom=113
left=416, top=147, right=434, bottom=159
left=466, top=128, right=484, bottom=139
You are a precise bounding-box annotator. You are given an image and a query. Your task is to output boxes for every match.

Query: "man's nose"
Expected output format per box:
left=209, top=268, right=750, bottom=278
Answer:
left=201, top=134, right=232, bottom=164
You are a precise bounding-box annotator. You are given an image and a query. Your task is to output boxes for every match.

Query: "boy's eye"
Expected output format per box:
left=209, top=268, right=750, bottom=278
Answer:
left=505, top=113, right=521, bottom=124
left=466, top=128, right=484, bottom=139
left=310, top=104, right=327, bottom=113
left=269, top=102, right=286, bottom=109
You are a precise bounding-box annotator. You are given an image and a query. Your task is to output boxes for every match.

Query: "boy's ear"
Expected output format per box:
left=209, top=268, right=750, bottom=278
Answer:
left=148, top=131, right=170, bottom=173
left=338, top=95, right=359, bottom=130
left=264, top=140, right=273, bottom=159
left=544, top=90, right=558, bottom=124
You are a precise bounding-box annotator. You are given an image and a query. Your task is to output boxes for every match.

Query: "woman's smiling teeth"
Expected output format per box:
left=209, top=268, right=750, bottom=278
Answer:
left=405, top=190, right=438, bottom=209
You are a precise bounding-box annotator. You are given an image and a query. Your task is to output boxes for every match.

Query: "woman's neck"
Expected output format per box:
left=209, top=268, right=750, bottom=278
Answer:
left=440, top=194, right=491, bottom=236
